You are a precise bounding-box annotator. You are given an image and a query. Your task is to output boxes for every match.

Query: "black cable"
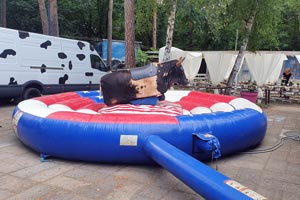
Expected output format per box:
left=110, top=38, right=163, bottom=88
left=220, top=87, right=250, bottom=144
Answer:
left=243, top=132, right=300, bottom=154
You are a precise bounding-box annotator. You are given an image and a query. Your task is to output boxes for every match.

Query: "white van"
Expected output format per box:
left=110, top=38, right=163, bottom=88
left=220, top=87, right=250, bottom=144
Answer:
left=0, top=27, right=109, bottom=102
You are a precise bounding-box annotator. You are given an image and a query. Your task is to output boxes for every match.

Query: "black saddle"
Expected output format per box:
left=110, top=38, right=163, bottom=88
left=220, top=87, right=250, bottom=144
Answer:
left=130, top=64, right=157, bottom=80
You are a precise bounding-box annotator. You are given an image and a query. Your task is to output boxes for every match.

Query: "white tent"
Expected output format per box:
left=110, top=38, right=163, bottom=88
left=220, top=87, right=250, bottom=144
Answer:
left=159, top=47, right=202, bottom=82
left=182, top=51, right=203, bottom=82
left=159, top=46, right=186, bottom=62
left=203, top=52, right=237, bottom=85
left=159, top=47, right=292, bottom=85
left=244, top=53, right=287, bottom=86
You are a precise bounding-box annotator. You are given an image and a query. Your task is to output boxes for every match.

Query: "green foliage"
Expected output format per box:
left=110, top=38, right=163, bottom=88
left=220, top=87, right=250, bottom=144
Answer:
left=3, top=0, right=300, bottom=51
left=277, top=0, right=300, bottom=50
left=111, top=0, right=125, bottom=40
left=58, top=0, right=105, bottom=40
left=6, top=0, right=41, bottom=32
left=135, top=0, right=156, bottom=46
left=135, top=49, right=149, bottom=67
left=247, top=0, right=283, bottom=50
left=172, top=0, right=207, bottom=50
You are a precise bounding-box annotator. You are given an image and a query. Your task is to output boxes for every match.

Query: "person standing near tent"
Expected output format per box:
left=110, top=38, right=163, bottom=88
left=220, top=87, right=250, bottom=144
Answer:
left=281, top=68, right=293, bottom=86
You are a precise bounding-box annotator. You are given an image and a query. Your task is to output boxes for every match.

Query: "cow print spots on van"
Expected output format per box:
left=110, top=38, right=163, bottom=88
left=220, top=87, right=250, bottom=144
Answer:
left=19, top=31, right=30, bottom=39
left=40, top=40, right=52, bottom=49
left=77, top=41, right=85, bottom=50
left=69, top=61, right=73, bottom=70
left=0, top=49, right=16, bottom=58
left=58, top=52, right=67, bottom=59
left=41, top=64, right=47, bottom=73
left=90, top=44, right=95, bottom=51
left=59, top=74, right=69, bottom=84
left=9, top=77, right=18, bottom=85
left=77, top=54, right=85, bottom=61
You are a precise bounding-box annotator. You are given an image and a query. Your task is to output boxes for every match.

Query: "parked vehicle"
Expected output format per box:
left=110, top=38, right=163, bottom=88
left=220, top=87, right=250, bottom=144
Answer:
left=96, top=39, right=142, bottom=70
left=0, top=27, right=109, bottom=103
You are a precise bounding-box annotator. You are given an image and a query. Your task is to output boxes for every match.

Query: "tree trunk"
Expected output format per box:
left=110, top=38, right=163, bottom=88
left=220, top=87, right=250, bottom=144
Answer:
left=38, top=0, right=49, bottom=35
left=152, top=3, right=157, bottom=49
left=49, top=0, right=59, bottom=36
left=225, top=10, right=257, bottom=95
left=124, top=0, right=135, bottom=68
left=107, top=0, right=113, bottom=69
left=1, top=0, right=6, bottom=27
left=163, top=0, right=177, bottom=62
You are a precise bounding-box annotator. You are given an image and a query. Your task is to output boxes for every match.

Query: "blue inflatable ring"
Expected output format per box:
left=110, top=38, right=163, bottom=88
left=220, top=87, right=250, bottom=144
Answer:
left=12, top=90, right=267, bottom=164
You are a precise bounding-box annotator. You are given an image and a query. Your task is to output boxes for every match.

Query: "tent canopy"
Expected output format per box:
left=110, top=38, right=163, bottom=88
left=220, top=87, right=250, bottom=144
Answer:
left=159, top=47, right=202, bottom=82
left=203, top=52, right=237, bottom=85
left=245, top=53, right=287, bottom=86
left=159, top=47, right=293, bottom=85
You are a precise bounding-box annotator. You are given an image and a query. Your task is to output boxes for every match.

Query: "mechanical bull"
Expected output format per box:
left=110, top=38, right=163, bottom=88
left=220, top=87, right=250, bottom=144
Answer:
left=100, top=57, right=188, bottom=106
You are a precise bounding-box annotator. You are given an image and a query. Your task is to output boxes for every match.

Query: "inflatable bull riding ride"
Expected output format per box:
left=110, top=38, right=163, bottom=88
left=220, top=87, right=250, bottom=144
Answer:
left=100, top=57, right=188, bottom=105
left=12, top=57, right=267, bottom=200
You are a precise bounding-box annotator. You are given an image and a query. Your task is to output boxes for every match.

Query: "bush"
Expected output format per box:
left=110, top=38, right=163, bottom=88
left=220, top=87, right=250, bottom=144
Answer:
left=136, top=49, right=149, bottom=67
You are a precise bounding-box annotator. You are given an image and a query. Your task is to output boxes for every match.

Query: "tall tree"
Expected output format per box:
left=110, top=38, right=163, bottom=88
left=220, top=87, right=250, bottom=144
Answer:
left=225, top=0, right=283, bottom=93
left=225, top=1, right=258, bottom=94
left=163, top=0, right=177, bottom=62
left=107, top=0, right=113, bottom=69
left=124, top=0, right=135, bottom=68
left=38, top=0, right=49, bottom=34
left=49, top=0, right=59, bottom=36
left=1, top=0, right=6, bottom=27
left=151, top=0, right=163, bottom=49
left=152, top=2, right=157, bottom=49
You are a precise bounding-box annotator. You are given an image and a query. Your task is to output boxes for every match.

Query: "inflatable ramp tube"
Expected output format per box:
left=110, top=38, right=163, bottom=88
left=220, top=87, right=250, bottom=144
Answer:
left=144, top=135, right=263, bottom=200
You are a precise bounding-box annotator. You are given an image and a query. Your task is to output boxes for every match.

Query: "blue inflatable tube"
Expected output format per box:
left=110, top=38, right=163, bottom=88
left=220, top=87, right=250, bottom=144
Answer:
left=144, top=135, right=254, bottom=200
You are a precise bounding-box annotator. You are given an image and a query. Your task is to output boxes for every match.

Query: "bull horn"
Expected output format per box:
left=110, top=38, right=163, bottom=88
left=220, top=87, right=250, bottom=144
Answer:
left=176, top=57, right=185, bottom=67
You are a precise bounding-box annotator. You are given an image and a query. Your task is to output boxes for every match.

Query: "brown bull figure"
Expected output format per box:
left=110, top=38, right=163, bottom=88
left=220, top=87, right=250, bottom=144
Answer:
left=100, top=57, right=188, bottom=106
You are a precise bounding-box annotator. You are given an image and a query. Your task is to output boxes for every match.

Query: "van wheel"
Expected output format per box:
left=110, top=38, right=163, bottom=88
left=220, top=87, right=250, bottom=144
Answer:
left=23, top=88, right=42, bottom=100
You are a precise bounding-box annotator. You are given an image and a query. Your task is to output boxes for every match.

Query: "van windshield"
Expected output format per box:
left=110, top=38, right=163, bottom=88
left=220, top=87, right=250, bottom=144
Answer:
left=91, top=54, right=108, bottom=72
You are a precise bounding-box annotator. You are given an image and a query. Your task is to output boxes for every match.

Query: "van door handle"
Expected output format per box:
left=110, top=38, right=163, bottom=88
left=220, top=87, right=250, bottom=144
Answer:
left=85, top=72, right=93, bottom=76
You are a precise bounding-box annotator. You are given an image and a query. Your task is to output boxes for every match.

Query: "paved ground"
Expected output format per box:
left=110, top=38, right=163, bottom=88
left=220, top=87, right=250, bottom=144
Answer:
left=0, top=102, right=300, bottom=200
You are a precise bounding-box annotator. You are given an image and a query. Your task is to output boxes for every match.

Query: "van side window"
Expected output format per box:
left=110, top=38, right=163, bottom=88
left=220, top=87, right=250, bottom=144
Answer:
left=91, top=54, right=108, bottom=72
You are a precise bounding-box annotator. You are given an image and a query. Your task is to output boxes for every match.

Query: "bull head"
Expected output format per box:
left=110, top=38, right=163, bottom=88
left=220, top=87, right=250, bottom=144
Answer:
left=155, top=57, right=189, bottom=95
left=176, top=57, right=185, bottom=67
